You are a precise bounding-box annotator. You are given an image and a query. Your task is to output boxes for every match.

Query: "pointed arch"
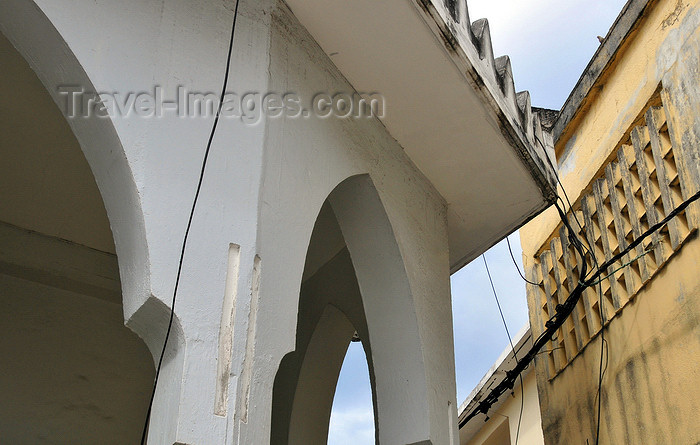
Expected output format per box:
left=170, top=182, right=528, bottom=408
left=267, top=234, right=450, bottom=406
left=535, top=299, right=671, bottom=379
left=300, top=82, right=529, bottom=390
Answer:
left=288, top=304, right=356, bottom=443
left=0, top=7, right=162, bottom=442
left=0, top=0, right=151, bottom=324
left=328, top=175, right=431, bottom=444
left=271, top=174, right=432, bottom=444
left=0, top=4, right=185, bottom=441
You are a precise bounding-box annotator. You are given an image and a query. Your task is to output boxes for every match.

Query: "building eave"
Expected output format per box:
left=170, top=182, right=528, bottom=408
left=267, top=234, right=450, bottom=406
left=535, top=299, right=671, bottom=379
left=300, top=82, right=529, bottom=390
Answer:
left=283, top=0, right=558, bottom=271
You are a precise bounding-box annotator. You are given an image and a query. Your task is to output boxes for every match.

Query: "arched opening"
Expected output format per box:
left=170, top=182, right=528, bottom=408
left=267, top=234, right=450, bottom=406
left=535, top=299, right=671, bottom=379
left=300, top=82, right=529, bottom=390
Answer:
left=271, top=175, right=432, bottom=444
left=0, top=29, right=154, bottom=443
left=328, top=341, right=375, bottom=444
left=271, top=201, right=375, bottom=444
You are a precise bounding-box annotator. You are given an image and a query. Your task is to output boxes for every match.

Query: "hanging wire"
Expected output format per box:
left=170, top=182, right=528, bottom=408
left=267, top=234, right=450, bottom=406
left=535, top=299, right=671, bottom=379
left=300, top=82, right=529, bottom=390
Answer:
left=461, top=188, right=700, bottom=428
left=544, top=151, right=608, bottom=444
left=139, top=1, right=242, bottom=443
left=505, top=235, right=540, bottom=286
left=482, top=254, right=524, bottom=445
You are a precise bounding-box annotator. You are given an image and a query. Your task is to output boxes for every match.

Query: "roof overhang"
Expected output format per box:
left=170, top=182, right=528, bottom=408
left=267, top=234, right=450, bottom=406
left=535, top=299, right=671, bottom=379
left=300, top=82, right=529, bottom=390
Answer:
left=283, top=0, right=558, bottom=271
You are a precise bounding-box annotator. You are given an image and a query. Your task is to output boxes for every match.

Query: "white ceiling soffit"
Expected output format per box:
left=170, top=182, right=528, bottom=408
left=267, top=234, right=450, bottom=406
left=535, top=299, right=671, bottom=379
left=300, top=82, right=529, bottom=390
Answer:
left=283, top=0, right=558, bottom=272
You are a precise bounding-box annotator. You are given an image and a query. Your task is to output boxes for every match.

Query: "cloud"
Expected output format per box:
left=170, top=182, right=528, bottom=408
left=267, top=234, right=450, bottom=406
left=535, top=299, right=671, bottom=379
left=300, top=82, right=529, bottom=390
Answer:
left=466, top=0, right=628, bottom=108
left=328, top=406, right=375, bottom=445
left=328, top=342, right=375, bottom=444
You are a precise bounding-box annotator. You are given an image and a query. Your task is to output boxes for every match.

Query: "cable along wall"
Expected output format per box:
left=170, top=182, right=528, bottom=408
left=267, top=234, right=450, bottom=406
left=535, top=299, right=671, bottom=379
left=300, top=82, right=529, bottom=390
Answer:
left=526, top=87, right=700, bottom=379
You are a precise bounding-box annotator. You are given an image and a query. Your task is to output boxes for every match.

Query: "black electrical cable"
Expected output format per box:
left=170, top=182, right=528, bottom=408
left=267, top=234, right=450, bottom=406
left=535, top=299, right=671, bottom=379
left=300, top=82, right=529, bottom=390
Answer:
left=588, top=190, right=699, bottom=443
left=538, top=134, right=607, bottom=444
left=596, top=189, right=699, bottom=272
left=139, top=2, right=241, bottom=443
left=555, top=191, right=607, bottom=445
left=543, top=148, right=608, bottom=443
left=460, top=217, right=588, bottom=427
left=593, top=247, right=605, bottom=445
left=460, top=188, right=700, bottom=427
left=505, top=235, right=540, bottom=286
left=541, top=140, right=598, bottom=263
left=482, top=254, right=524, bottom=445
left=593, top=337, right=609, bottom=442
left=553, top=195, right=606, bottom=445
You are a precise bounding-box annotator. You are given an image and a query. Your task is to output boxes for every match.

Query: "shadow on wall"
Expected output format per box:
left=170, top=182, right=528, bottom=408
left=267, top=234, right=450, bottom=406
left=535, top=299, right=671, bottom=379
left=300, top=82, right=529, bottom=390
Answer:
left=0, top=29, right=154, bottom=444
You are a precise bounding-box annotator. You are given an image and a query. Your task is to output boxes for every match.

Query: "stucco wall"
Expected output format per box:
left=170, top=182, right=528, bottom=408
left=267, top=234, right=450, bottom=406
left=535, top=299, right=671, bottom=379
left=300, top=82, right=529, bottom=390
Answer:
left=0, top=262, right=154, bottom=444
left=1, top=0, right=459, bottom=442
left=245, top=3, right=457, bottom=443
left=0, top=27, right=155, bottom=443
left=534, top=237, right=700, bottom=444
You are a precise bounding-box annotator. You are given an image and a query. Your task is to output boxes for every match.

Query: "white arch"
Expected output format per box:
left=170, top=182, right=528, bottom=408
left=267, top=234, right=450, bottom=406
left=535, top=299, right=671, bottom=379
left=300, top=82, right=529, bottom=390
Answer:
left=288, top=304, right=356, bottom=444
left=0, top=4, right=187, bottom=441
left=272, top=174, right=433, bottom=444
left=0, top=0, right=157, bottom=338
left=329, top=174, right=432, bottom=444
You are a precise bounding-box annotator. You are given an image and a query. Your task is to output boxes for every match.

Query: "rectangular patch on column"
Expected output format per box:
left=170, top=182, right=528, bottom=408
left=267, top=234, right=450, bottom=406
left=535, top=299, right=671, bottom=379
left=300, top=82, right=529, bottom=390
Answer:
left=214, top=243, right=241, bottom=416
left=237, top=254, right=261, bottom=425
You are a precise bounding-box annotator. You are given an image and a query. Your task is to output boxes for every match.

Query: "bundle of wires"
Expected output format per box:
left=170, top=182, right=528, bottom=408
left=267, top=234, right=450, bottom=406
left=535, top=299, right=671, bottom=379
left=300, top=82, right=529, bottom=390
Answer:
left=461, top=179, right=699, bottom=445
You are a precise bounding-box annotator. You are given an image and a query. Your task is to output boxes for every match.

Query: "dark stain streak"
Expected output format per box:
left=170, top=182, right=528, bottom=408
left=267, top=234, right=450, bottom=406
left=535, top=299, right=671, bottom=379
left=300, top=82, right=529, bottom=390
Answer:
left=639, top=351, right=665, bottom=443
left=625, top=359, right=647, bottom=441
left=650, top=338, right=678, bottom=443
left=543, top=414, right=563, bottom=444
left=413, top=0, right=557, bottom=202
left=662, top=0, right=686, bottom=29
left=444, top=0, right=459, bottom=23
left=575, top=402, right=583, bottom=435
left=602, top=386, right=614, bottom=443
left=614, top=369, right=632, bottom=443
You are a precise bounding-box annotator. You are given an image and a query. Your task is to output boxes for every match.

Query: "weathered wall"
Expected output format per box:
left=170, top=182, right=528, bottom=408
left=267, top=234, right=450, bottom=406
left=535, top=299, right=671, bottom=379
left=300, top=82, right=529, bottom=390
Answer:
left=0, top=30, right=154, bottom=443
left=2, top=0, right=458, bottom=442
left=520, top=1, right=700, bottom=443
left=533, top=236, right=700, bottom=444
left=1, top=0, right=562, bottom=440
left=522, top=0, right=699, bottom=255
left=0, top=32, right=115, bottom=254
left=244, top=3, right=457, bottom=443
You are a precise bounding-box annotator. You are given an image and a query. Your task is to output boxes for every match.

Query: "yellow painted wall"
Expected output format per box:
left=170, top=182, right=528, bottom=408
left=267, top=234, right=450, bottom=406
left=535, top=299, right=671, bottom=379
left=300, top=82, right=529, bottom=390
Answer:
left=521, top=0, right=698, bottom=255
left=535, top=236, right=700, bottom=443
left=520, top=0, right=700, bottom=443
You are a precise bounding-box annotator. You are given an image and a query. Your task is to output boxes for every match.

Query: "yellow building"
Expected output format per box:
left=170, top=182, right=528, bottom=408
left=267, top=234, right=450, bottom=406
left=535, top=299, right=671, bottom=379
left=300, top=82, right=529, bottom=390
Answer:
left=520, top=0, right=700, bottom=443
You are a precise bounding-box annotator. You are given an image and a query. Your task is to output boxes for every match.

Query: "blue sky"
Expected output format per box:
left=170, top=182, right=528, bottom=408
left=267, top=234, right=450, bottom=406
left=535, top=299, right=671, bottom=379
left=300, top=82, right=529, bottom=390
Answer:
left=328, top=1, right=628, bottom=443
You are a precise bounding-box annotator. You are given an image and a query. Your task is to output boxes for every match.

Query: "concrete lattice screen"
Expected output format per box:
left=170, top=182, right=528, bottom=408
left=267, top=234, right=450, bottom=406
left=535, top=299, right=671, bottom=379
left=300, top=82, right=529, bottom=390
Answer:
left=526, top=87, right=700, bottom=379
